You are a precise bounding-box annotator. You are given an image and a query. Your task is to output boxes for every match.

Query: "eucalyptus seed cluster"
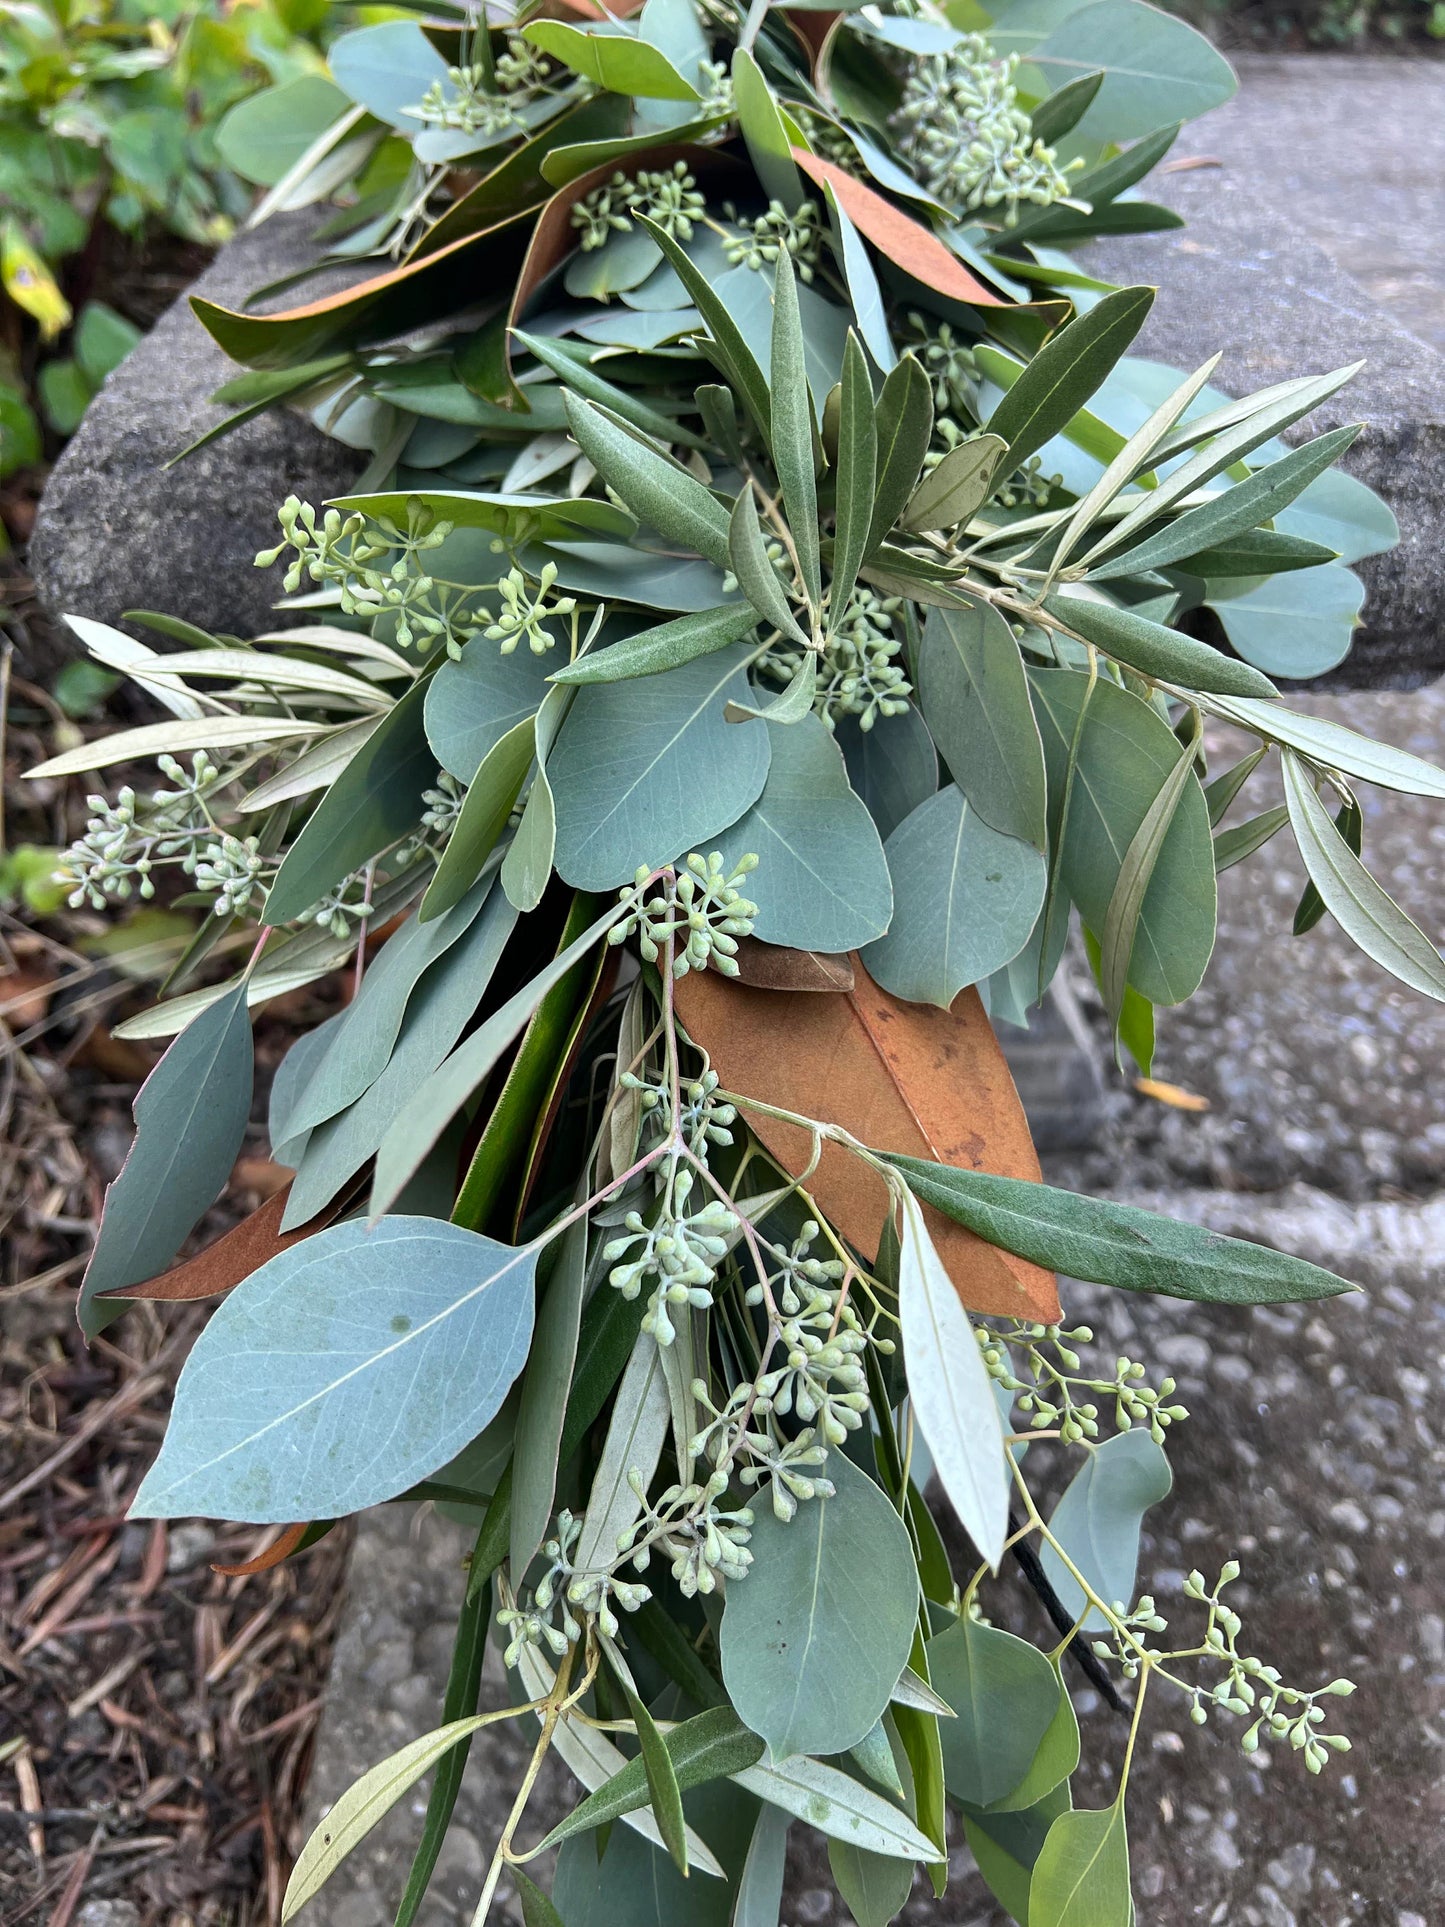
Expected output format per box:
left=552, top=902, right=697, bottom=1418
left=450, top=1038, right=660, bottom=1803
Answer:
left=481, top=562, right=577, bottom=655
left=621, top=1469, right=756, bottom=1596
left=609, top=851, right=760, bottom=978
left=978, top=1320, right=1190, bottom=1445
left=497, top=1509, right=651, bottom=1664
left=890, top=34, right=1080, bottom=222
left=407, top=64, right=521, bottom=138
left=255, top=496, right=490, bottom=658
left=1089, top=1563, right=1355, bottom=1773
left=766, top=587, right=912, bottom=731
left=602, top=1155, right=738, bottom=1345
left=722, top=199, right=823, bottom=282
left=572, top=161, right=706, bottom=250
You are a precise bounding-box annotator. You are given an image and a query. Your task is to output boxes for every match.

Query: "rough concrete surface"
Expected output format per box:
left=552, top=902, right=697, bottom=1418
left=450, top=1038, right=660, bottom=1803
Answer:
left=1084, top=55, right=1445, bottom=689
left=27, top=211, right=360, bottom=671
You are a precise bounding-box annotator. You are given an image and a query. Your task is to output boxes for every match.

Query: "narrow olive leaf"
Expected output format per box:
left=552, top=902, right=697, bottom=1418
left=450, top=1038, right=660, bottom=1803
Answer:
left=769, top=248, right=821, bottom=608
left=80, top=981, right=253, bottom=1338
left=573, top=1331, right=670, bottom=1580
left=731, top=1757, right=938, bottom=1862
left=1282, top=752, right=1445, bottom=999
left=509, top=1217, right=588, bottom=1580
left=1213, top=803, right=1288, bottom=873
left=985, top=286, right=1154, bottom=474
left=1084, top=362, right=1364, bottom=567
left=1029, top=1800, right=1131, bottom=1927
left=1043, top=593, right=1276, bottom=699
left=1040, top=1429, right=1172, bottom=1633
left=1293, top=793, right=1362, bottom=934
left=421, top=717, right=534, bottom=922
left=830, top=331, right=877, bottom=623
left=729, top=489, right=810, bottom=646
left=1099, top=740, right=1197, bottom=1024
left=1202, top=746, right=1266, bottom=826
left=1087, top=425, right=1362, bottom=582
left=901, top=433, right=1007, bottom=533
left=1205, top=698, right=1445, bottom=799
left=726, top=652, right=817, bottom=724
left=634, top=214, right=772, bottom=438
left=513, top=326, right=704, bottom=449
left=264, top=679, right=435, bottom=926
left=1179, top=528, right=1337, bottom=577
left=732, top=1804, right=790, bottom=1927
left=866, top=354, right=933, bottom=558
left=131, top=1219, right=536, bottom=1522
left=283, top=1716, right=490, bottom=1922
left=25, top=714, right=330, bottom=781
left=562, top=391, right=730, bottom=568
left=628, top=1688, right=690, bottom=1875
left=1048, top=355, right=1220, bottom=574
left=550, top=605, right=758, bottom=683
left=898, top=1193, right=1010, bottom=1566
left=394, top=1536, right=492, bottom=1927
left=886, top=1154, right=1358, bottom=1303
left=538, top=1708, right=763, bottom=1850
left=915, top=600, right=1047, bottom=849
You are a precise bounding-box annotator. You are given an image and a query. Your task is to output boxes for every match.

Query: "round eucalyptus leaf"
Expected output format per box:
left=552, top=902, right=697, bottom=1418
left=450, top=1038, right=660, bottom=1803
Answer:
left=1039, top=1428, right=1173, bottom=1634
left=1207, top=563, right=1364, bottom=679
left=131, top=1218, right=537, bottom=1523
left=720, top=1450, right=919, bottom=1761
left=424, top=634, right=553, bottom=781
left=926, top=1615, right=1062, bottom=1809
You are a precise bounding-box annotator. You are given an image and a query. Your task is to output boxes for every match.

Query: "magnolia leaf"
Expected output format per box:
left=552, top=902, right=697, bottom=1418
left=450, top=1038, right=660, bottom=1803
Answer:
left=897, top=1194, right=1009, bottom=1567
left=732, top=1756, right=937, bottom=1861
left=79, top=982, right=254, bottom=1337
left=926, top=1616, right=1061, bottom=1808
left=901, top=434, right=1007, bottom=533
left=424, top=634, right=552, bottom=781
left=1040, top=1429, right=1173, bottom=1632
left=132, top=1218, right=536, bottom=1521
left=538, top=1707, right=764, bottom=1849
left=731, top=940, right=855, bottom=991
left=887, top=1153, right=1356, bottom=1303
left=721, top=1450, right=919, bottom=1759
left=791, top=149, right=1006, bottom=308
left=673, top=966, right=1058, bottom=1320
left=549, top=605, right=758, bottom=683
left=916, top=599, right=1046, bottom=848
left=1043, top=593, right=1276, bottom=700
left=1031, top=668, right=1217, bottom=1006
left=866, top=785, right=1044, bottom=1008
left=1030, top=1800, right=1132, bottom=1927
left=549, top=645, right=771, bottom=889
left=282, top=1716, right=489, bottom=1922
left=1282, top=753, right=1445, bottom=999
left=714, top=714, right=892, bottom=951
left=108, top=1186, right=341, bottom=1306
left=986, top=287, right=1154, bottom=475
left=282, top=885, right=518, bottom=1229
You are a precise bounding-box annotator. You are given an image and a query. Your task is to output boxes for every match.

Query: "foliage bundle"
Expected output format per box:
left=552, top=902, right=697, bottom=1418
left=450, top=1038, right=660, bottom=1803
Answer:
left=31, top=1, right=1445, bottom=1921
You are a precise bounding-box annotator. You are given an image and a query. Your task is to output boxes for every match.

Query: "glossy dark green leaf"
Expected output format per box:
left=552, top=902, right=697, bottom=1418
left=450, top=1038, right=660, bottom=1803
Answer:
left=521, top=20, right=701, bottom=99
left=282, top=886, right=518, bottom=1228
left=1282, top=753, right=1445, bottom=998
left=985, top=287, right=1154, bottom=475
left=265, top=679, right=436, bottom=925
left=886, top=1153, right=1358, bottom=1304
left=1087, top=426, right=1361, bottom=583
left=1043, top=593, right=1275, bottom=699
left=1031, top=668, right=1217, bottom=1005
left=80, top=981, right=254, bottom=1337
left=549, top=646, right=771, bottom=889
left=549, top=605, right=757, bottom=683
left=866, top=355, right=933, bottom=558
left=927, top=1617, right=1061, bottom=1809
left=865, top=785, right=1046, bottom=1008
left=1030, top=1799, right=1131, bottom=1927
left=562, top=393, right=730, bottom=568
left=715, top=714, right=892, bottom=951
left=721, top=1450, right=919, bottom=1759
left=916, top=600, right=1046, bottom=848
left=132, top=1218, right=536, bottom=1521
left=769, top=249, right=821, bottom=606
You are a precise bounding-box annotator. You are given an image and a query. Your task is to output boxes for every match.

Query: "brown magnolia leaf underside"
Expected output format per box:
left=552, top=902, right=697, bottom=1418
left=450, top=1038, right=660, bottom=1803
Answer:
left=211, top=1522, right=310, bottom=1577
left=790, top=149, right=1007, bottom=309
left=106, top=1181, right=347, bottom=1303
left=674, top=962, right=1059, bottom=1320
left=731, top=939, right=855, bottom=992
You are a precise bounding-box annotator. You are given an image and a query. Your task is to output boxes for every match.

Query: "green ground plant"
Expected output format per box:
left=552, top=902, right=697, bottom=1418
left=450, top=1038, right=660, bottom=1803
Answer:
left=29, top=3, right=1440, bottom=1922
